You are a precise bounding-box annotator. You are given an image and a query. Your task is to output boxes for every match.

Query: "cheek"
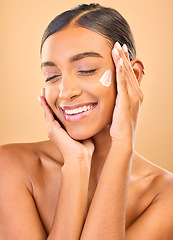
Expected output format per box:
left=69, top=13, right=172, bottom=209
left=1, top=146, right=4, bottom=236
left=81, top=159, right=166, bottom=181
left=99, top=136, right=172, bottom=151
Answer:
left=101, top=86, right=116, bottom=115
left=86, top=75, right=116, bottom=118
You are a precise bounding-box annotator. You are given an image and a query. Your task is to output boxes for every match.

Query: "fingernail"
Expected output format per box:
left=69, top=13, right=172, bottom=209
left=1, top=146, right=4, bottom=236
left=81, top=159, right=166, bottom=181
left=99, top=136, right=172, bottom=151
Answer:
left=113, top=47, right=119, bottom=56
left=115, top=41, right=122, bottom=50
left=120, top=58, right=123, bottom=66
left=123, top=44, right=128, bottom=53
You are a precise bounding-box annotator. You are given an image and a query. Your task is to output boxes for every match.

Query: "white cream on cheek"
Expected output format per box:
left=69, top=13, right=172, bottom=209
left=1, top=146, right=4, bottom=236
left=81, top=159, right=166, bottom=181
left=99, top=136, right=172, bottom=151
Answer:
left=99, top=69, right=112, bottom=87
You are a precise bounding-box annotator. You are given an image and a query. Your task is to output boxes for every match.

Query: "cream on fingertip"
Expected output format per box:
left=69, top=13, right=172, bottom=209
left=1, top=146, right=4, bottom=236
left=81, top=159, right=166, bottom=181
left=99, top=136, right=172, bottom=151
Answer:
left=120, top=58, right=123, bottom=66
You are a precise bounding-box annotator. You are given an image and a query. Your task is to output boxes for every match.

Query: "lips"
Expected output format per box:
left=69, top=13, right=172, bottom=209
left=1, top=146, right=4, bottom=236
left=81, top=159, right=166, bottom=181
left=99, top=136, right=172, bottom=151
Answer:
left=60, top=102, right=97, bottom=122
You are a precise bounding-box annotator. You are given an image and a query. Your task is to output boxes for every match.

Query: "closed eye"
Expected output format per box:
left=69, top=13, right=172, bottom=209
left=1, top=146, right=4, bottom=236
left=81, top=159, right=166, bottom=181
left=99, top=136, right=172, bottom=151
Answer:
left=78, top=69, right=97, bottom=75
left=45, top=69, right=97, bottom=82
left=45, top=75, right=60, bottom=82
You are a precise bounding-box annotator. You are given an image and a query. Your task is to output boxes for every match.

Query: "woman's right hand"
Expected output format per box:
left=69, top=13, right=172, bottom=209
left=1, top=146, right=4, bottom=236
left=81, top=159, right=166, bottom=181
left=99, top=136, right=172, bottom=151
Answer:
left=38, top=88, right=94, bottom=166
left=38, top=88, right=94, bottom=240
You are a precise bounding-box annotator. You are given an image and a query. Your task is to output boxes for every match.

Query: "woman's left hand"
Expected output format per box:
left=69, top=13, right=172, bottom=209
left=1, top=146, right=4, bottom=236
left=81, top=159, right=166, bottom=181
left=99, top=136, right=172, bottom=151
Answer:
left=110, top=42, right=144, bottom=148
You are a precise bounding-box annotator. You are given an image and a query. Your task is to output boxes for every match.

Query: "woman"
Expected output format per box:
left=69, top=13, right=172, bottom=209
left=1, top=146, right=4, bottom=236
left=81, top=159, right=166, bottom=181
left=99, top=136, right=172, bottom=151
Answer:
left=0, top=3, right=173, bottom=239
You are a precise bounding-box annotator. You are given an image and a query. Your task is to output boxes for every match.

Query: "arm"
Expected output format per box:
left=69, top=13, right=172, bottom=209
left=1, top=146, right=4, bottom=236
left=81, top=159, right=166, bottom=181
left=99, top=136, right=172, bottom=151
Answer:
left=126, top=184, right=173, bottom=240
left=80, top=42, right=143, bottom=240
left=0, top=93, right=93, bottom=239
left=81, top=143, right=132, bottom=240
left=0, top=145, right=47, bottom=240
left=39, top=92, right=94, bottom=240
left=47, top=158, right=91, bottom=240
left=0, top=143, right=91, bottom=240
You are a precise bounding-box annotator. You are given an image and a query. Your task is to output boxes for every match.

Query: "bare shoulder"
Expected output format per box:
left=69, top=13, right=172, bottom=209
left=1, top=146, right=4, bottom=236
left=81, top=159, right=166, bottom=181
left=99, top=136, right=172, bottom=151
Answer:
left=131, top=151, right=173, bottom=189
left=126, top=152, right=173, bottom=239
left=0, top=140, right=63, bottom=190
left=130, top=151, right=173, bottom=206
left=0, top=141, right=64, bottom=238
left=0, top=141, right=40, bottom=164
left=0, top=140, right=63, bottom=165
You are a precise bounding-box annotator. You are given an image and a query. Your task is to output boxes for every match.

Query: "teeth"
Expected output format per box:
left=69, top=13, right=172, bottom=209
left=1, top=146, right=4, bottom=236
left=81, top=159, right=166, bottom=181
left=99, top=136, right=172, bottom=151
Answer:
left=83, top=106, right=87, bottom=112
left=68, top=110, right=73, bottom=114
left=73, top=109, right=78, bottom=114
left=64, top=104, right=95, bottom=115
left=78, top=107, right=83, bottom=113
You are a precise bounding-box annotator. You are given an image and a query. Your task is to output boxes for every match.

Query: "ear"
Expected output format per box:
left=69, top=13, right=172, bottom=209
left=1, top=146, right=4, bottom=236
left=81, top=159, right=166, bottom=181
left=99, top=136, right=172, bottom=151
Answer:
left=130, top=58, right=145, bottom=85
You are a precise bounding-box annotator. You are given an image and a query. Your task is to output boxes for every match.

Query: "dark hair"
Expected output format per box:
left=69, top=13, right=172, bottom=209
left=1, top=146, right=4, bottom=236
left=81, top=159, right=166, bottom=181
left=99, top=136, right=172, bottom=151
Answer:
left=40, top=3, right=136, bottom=60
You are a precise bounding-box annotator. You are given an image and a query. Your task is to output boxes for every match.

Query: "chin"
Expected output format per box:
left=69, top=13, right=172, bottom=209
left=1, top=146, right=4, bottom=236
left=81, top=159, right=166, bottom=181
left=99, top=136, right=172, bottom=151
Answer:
left=65, top=122, right=111, bottom=141
left=67, top=128, right=95, bottom=140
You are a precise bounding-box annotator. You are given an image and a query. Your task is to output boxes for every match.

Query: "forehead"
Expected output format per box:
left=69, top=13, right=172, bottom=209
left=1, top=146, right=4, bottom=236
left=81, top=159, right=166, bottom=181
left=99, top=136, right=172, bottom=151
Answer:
left=41, top=26, right=111, bottom=61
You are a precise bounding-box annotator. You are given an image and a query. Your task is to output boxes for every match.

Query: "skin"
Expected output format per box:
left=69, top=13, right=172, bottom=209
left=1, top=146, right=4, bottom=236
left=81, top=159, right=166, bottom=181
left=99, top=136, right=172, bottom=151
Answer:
left=0, top=25, right=173, bottom=240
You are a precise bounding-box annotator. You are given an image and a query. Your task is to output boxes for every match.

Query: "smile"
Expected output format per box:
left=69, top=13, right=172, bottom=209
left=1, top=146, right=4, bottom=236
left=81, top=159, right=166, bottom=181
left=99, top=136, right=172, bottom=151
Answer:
left=60, top=103, right=97, bottom=122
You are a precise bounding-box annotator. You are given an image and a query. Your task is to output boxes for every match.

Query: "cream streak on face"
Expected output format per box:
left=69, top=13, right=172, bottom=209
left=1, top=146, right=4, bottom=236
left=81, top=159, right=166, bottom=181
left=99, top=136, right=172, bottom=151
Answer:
left=99, top=69, right=112, bottom=87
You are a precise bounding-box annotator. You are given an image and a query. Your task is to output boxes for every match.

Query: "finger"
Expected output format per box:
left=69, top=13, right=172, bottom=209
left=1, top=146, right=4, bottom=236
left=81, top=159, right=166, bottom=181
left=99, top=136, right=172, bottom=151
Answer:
left=122, top=44, right=129, bottom=59
left=41, top=88, right=56, bottom=116
left=113, top=47, right=139, bottom=110
left=114, top=42, right=143, bottom=103
left=112, top=42, right=141, bottom=110
left=120, top=59, right=143, bottom=109
left=114, top=42, right=136, bottom=86
left=121, top=63, right=142, bottom=123
left=38, top=95, right=74, bottom=151
left=39, top=88, right=59, bottom=123
left=38, top=95, right=56, bottom=123
left=41, top=88, right=45, bottom=98
left=112, top=43, right=126, bottom=95
left=121, top=44, right=136, bottom=93
left=123, top=57, right=143, bottom=103
left=123, top=66, right=140, bottom=107
left=116, top=58, right=129, bottom=102
left=112, top=42, right=129, bottom=75
left=112, top=46, right=120, bottom=66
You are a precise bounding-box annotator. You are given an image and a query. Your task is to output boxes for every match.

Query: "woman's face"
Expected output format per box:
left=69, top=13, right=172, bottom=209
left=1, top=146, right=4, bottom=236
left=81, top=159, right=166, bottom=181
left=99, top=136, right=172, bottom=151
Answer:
left=41, top=26, right=116, bottom=140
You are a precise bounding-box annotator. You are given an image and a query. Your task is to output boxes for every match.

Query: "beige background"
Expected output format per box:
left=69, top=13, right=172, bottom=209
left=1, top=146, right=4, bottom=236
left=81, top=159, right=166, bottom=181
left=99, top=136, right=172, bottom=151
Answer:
left=0, top=0, right=173, bottom=171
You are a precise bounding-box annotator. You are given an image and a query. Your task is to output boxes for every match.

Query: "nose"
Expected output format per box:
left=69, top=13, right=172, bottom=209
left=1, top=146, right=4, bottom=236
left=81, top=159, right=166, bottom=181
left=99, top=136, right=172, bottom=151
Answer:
left=59, top=75, right=82, bottom=100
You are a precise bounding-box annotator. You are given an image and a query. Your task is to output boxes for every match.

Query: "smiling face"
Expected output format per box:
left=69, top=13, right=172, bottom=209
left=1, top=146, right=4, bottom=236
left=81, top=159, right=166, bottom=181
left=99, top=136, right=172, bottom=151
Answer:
left=41, top=26, right=116, bottom=140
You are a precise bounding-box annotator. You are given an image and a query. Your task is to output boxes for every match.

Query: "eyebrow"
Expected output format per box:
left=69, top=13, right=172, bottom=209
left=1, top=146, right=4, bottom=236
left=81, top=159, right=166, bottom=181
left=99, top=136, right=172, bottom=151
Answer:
left=69, top=52, right=103, bottom=62
left=41, top=51, right=103, bottom=69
